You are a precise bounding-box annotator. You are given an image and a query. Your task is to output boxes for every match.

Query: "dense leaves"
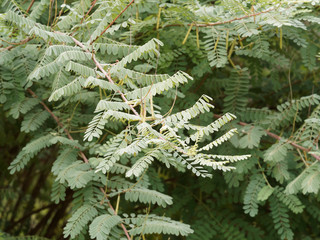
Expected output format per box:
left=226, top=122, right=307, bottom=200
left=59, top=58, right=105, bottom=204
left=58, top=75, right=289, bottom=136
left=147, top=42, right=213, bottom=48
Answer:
left=1, top=0, right=320, bottom=239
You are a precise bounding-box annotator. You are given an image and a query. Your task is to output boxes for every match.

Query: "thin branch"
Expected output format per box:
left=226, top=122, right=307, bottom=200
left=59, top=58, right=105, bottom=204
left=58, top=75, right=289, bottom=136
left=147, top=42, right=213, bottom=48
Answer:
left=70, top=36, right=139, bottom=116
left=11, top=203, right=55, bottom=225
left=213, top=113, right=320, bottom=161
left=1, top=37, right=32, bottom=52
left=27, top=88, right=131, bottom=239
left=99, top=188, right=132, bottom=240
left=70, top=0, right=98, bottom=36
left=81, top=0, right=97, bottom=24
left=52, top=0, right=66, bottom=27
left=27, top=88, right=88, bottom=163
left=26, top=0, right=35, bottom=13
left=69, top=35, right=191, bottom=157
left=90, top=0, right=135, bottom=44
left=163, top=8, right=274, bottom=28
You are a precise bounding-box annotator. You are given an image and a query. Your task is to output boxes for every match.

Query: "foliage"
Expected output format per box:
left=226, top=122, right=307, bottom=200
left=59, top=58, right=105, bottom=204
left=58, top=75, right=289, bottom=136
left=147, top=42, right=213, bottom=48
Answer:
left=1, top=0, right=320, bottom=239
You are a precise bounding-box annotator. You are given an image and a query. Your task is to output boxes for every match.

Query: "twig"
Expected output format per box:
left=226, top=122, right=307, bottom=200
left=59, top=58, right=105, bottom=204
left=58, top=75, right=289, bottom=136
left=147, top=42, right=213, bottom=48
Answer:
left=257, top=160, right=272, bottom=187
left=90, top=0, right=135, bottom=44
left=192, top=72, right=212, bottom=93
left=26, top=0, right=35, bottom=13
left=163, top=8, right=274, bottom=28
left=296, top=148, right=308, bottom=167
left=213, top=113, right=320, bottom=161
left=27, top=89, right=89, bottom=163
left=70, top=0, right=98, bottom=36
left=1, top=37, right=32, bottom=52
left=70, top=36, right=139, bottom=116
left=52, top=0, right=66, bottom=27
left=69, top=35, right=191, bottom=157
left=11, top=203, right=55, bottom=225
left=81, top=0, right=97, bottom=24
left=197, top=8, right=273, bottom=27
left=99, top=188, right=132, bottom=240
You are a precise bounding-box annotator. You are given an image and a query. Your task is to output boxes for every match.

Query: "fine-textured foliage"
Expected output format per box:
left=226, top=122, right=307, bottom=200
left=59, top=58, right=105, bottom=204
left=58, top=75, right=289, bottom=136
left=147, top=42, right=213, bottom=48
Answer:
left=1, top=0, right=320, bottom=239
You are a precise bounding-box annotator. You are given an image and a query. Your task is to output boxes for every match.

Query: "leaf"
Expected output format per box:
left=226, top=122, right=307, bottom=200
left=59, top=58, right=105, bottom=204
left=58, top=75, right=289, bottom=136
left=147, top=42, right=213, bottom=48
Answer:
left=110, top=188, right=173, bottom=208
left=269, top=196, right=294, bottom=240
left=129, top=218, right=193, bottom=236
left=285, top=162, right=320, bottom=195
left=301, top=170, right=320, bottom=194
left=89, top=214, right=121, bottom=240
left=243, top=175, right=265, bottom=217
left=21, top=110, right=50, bottom=133
left=257, top=185, right=274, bottom=201
left=51, top=180, right=66, bottom=204
left=264, top=142, right=291, bottom=163
left=239, top=126, right=266, bottom=149
left=63, top=204, right=98, bottom=239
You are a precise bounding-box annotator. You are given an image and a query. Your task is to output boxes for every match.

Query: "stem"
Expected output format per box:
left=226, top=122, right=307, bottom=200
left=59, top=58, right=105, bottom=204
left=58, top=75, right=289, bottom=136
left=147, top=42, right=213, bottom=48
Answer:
left=70, top=34, right=191, bottom=156
left=81, top=0, right=97, bottom=24
left=1, top=37, right=32, bottom=52
left=257, top=160, right=272, bottom=188
left=26, top=0, right=35, bottom=13
left=70, top=36, right=139, bottom=116
left=90, top=0, right=135, bottom=44
left=163, top=8, right=274, bottom=28
left=11, top=203, right=55, bottom=226
left=27, top=89, right=89, bottom=163
left=100, top=188, right=132, bottom=240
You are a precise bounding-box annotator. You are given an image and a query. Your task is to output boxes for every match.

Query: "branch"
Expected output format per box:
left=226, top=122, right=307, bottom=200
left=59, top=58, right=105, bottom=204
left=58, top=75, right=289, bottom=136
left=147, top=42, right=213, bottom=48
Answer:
left=1, top=37, right=32, bottom=52
left=26, top=0, right=35, bottom=13
left=99, top=188, right=132, bottom=240
left=197, top=8, right=274, bottom=27
left=27, top=88, right=131, bottom=239
left=90, top=0, right=135, bottom=44
left=163, top=8, right=274, bottom=28
left=81, top=0, right=97, bottom=24
left=70, top=0, right=98, bottom=35
left=71, top=35, right=192, bottom=158
left=70, top=36, right=139, bottom=116
left=213, top=114, right=320, bottom=161
left=11, top=203, right=55, bottom=225
left=27, top=89, right=89, bottom=163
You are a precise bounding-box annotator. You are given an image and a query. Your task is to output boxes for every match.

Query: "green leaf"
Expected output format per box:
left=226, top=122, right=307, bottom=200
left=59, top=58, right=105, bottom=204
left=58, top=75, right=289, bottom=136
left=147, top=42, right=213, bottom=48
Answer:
left=257, top=185, right=274, bottom=201
left=89, top=214, right=121, bottom=240
left=63, top=204, right=98, bottom=239
left=239, top=126, right=266, bottom=149
left=264, top=142, right=291, bottom=163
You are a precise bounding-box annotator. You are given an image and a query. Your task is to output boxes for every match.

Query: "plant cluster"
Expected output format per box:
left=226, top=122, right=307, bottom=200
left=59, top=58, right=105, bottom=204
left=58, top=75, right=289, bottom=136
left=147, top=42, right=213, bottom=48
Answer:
left=0, top=0, right=320, bottom=239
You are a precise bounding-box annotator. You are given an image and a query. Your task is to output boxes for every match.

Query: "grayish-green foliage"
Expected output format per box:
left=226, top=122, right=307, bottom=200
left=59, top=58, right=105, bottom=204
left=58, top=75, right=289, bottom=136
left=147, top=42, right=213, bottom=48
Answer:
left=1, top=0, right=320, bottom=239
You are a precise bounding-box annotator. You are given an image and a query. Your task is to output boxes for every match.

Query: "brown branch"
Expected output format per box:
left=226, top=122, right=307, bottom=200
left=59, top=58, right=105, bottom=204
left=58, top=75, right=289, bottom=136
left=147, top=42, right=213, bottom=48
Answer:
left=27, top=88, right=130, bottom=239
left=163, top=8, right=274, bottom=28
left=197, top=8, right=274, bottom=27
left=99, top=189, right=132, bottom=240
left=26, top=0, right=35, bottom=13
left=70, top=36, right=139, bottom=116
left=192, top=72, right=213, bottom=93
left=70, top=0, right=98, bottom=36
left=81, top=0, right=97, bottom=24
left=27, top=89, right=89, bottom=162
left=90, top=0, right=135, bottom=44
left=213, top=114, right=320, bottom=161
left=1, top=37, right=32, bottom=52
